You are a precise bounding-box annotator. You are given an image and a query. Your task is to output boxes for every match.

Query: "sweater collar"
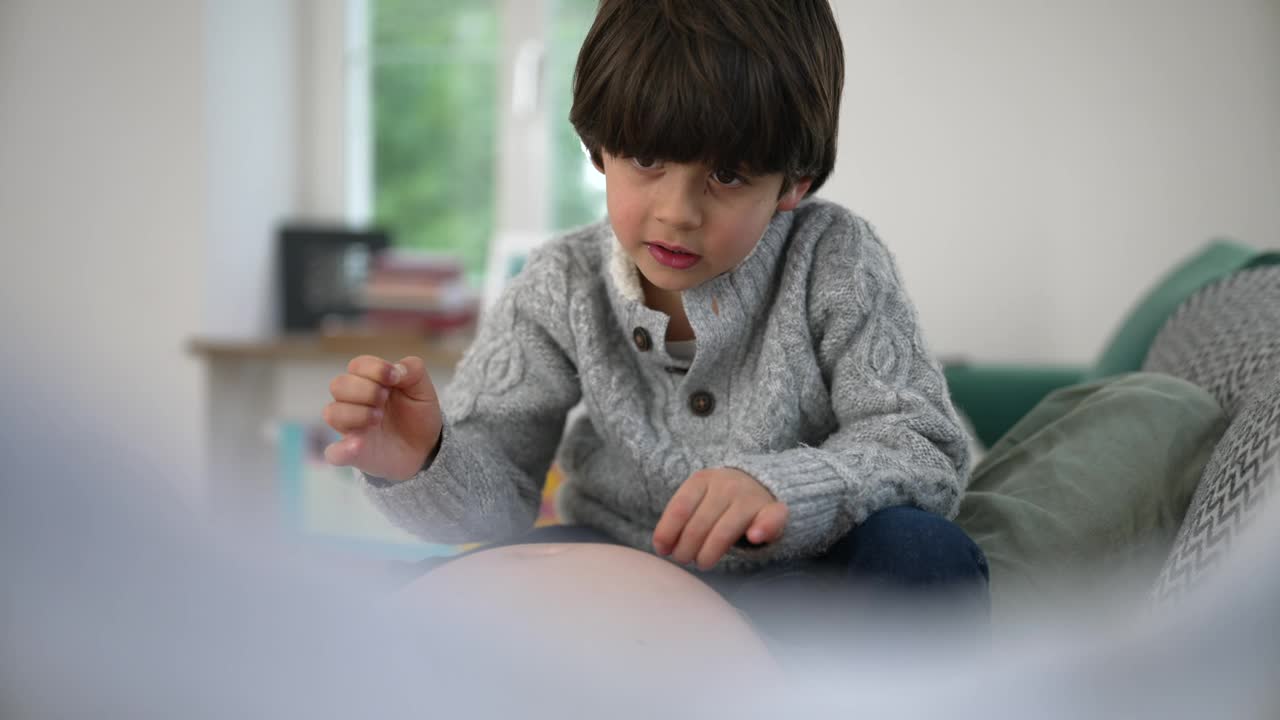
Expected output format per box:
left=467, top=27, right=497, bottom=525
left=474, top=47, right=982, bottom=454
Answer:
left=603, top=209, right=795, bottom=362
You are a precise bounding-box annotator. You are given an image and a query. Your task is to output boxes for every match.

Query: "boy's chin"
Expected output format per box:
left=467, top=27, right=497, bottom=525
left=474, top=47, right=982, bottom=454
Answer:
left=637, top=268, right=705, bottom=293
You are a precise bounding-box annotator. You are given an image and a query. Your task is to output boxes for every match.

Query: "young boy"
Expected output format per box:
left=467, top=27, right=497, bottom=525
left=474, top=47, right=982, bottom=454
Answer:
left=324, top=0, right=987, bottom=623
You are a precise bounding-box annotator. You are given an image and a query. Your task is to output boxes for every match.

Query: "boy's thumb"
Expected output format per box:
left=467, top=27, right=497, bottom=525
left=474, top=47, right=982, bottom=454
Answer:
left=747, top=502, right=788, bottom=545
left=389, top=356, right=436, bottom=400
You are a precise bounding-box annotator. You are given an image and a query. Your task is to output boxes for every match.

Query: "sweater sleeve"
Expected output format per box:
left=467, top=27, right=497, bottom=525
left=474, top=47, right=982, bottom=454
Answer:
left=720, top=215, right=971, bottom=564
left=361, top=245, right=582, bottom=545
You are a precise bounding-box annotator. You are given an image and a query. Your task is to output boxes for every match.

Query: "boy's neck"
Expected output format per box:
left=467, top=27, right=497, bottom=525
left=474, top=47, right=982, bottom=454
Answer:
left=641, top=277, right=695, bottom=342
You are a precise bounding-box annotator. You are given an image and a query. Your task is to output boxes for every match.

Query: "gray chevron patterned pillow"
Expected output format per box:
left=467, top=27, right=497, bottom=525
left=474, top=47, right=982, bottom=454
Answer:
left=1150, top=373, right=1280, bottom=603
left=1143, top=265, right=1280, bottom=602
left=1143, top=266, right=1280, bottom=416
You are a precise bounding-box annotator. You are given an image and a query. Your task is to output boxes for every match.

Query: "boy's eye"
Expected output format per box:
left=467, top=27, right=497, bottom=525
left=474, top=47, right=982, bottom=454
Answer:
left=630, top=157, right=663, bottom=170
left=712, top=169, right=744, bottom=186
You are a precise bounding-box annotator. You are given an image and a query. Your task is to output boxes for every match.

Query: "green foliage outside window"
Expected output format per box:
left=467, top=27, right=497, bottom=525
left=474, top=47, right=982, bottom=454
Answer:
left=370, top=0, right=498, bottom=283
left=370, top=0, right=604, bottom=285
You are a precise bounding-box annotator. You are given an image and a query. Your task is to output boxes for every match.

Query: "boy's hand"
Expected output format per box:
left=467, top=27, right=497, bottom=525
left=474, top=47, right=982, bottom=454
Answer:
left=322, top=355, right=443, bottom=483
left=652, top=468, right=788, bottom=570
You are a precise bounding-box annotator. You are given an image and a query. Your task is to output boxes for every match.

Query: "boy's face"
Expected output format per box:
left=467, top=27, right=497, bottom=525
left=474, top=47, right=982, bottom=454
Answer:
left=599, top=152, right=810, bottom=294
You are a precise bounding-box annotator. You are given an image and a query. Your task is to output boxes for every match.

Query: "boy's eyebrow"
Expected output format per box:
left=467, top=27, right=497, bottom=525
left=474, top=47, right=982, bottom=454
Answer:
left=618, top=152, right=751, bottom=171
left=612, top=148, right=765, bottom=177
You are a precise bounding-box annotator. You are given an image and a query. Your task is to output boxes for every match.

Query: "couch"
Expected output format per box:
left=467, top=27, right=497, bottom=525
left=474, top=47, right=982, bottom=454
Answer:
left=945, top=249, right=1280, bottom=606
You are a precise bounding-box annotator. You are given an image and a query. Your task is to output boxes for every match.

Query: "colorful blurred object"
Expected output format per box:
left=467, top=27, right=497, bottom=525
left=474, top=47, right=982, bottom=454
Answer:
left=277, top=420, right=563, bottom=558
left=537, top=465, right=564, bottom=528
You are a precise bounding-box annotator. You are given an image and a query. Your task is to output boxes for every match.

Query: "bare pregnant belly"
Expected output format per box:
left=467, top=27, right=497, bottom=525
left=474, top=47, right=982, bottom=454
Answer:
left=396, top=543, right=777, bottom=696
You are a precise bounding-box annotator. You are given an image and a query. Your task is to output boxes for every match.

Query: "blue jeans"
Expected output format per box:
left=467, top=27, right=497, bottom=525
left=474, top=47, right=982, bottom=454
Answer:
left=412, top=506, right=990, bottom=653
left=711, top=506, right=992, bottom=654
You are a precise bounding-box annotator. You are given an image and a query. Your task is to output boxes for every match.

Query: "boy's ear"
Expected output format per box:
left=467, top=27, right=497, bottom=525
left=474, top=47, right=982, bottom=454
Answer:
left=776, top=178, right=813, bottom=211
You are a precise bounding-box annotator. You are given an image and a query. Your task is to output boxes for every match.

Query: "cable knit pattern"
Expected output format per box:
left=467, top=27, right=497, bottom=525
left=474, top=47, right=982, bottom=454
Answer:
left=363, top=199, right=970, bottom=572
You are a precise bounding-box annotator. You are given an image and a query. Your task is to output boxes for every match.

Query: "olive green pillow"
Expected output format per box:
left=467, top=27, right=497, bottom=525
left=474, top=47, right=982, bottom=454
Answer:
left=956, top=373, right=1228, bottom=622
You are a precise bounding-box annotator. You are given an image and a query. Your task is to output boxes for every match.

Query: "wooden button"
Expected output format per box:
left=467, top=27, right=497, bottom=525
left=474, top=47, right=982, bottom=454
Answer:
left=633, top=327, right=652, bottom=351
left=689, top=391, right=715, bottom=417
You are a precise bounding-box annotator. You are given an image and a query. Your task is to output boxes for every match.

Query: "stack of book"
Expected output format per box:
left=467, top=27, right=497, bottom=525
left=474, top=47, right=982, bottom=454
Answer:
left=356, top=249, right=479, bottom=335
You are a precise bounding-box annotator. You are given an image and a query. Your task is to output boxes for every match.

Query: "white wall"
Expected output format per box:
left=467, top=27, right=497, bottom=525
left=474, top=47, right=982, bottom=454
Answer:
left=204, top=0, right=298, bottom=338
left=0, top=0, right=207, bottom=502
left=0, top=0, right=302, bottom=504
left=210, top=0, right=1280, bottom=367
left=296, top=0, right=350, bottom=219
left=3, top=0, right=1277, bottom=504
left=826, top=0, right=1280, bottom=363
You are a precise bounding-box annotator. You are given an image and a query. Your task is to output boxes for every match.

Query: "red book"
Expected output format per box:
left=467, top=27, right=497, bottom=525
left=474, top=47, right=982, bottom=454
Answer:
left=370, top=249, right=464, bottom=283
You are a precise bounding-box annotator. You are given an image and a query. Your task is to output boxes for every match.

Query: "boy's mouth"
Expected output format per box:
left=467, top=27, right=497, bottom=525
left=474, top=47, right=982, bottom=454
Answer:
left=645, top=242, right=702, bottom=270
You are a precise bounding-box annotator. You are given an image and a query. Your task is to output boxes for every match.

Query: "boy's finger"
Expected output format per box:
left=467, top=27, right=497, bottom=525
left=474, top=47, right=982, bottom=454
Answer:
left=322, top=402, right=384, bottom=433
left=329, top=374, right=390, bottom=407
left=652, top=477, right=707, bottom=556
left=746, top=502, right=789, bottom=545
left=695, top=502, right=757, bottom=571
left=323, top=433, right=364, bottom=466
left=346, top=355, right=400, bottom=386
left=670, top=492, right=730, bottom=566
left=390, top=356, right=437, bottom=402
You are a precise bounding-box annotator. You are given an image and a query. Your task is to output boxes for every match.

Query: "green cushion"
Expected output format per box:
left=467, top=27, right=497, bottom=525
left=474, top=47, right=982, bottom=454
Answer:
left=955, top=373, right=1228, bottom=623
left=945, top=364, right=1088, bottom=448
left=1088, top=240, right=1280, bottom=380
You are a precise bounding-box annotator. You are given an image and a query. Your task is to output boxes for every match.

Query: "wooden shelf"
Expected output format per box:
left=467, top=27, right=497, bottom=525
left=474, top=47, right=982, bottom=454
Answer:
left=188, top=331, right=472, bottom=366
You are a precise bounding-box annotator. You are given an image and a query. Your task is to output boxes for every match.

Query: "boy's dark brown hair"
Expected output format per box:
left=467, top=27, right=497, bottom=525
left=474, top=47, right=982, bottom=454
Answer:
left=570, top=0, right=844, bottom=196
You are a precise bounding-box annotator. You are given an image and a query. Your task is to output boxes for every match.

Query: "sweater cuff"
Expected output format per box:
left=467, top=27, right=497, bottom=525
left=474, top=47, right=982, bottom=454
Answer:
left=719, top=448, right=861, bottom=564
left=360, top=419, right=475, bottom=543
left=364, top=426, right=443, bottom=489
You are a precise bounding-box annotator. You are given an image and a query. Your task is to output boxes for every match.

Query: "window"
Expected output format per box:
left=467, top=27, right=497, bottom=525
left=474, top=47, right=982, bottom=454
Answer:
left=545, top=0, right=608, bottom=231
left=347, top=0, right=606, bottom=287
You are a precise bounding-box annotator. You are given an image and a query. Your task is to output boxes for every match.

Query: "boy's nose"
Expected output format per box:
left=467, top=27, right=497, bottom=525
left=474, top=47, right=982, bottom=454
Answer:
left=652, top=176, right=703, bottom=231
